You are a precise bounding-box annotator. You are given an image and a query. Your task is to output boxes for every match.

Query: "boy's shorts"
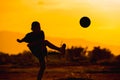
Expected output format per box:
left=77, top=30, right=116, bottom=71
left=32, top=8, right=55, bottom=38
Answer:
left=28, top=45, right=47, bottom=59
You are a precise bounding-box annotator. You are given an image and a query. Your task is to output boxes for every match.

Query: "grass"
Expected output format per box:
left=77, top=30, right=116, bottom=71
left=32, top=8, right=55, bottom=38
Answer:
left=0, top=64, right=120, bottom=80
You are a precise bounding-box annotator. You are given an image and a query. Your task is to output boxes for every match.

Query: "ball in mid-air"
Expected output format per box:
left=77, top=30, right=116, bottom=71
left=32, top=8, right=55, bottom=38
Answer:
left=79, top=16, right=91, bottom=28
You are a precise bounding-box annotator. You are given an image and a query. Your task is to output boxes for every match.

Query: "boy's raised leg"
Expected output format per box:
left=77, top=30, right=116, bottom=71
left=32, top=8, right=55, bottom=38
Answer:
left=45, top=40, right=66, bottom=54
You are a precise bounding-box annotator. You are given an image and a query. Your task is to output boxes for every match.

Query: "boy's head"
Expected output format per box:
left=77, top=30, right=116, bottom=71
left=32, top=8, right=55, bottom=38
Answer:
left=31, top=21, right=41, bottom=32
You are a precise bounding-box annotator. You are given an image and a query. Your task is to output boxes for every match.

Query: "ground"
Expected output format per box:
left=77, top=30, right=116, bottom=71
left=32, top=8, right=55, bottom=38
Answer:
left=0, top=65, right=120, bottom=80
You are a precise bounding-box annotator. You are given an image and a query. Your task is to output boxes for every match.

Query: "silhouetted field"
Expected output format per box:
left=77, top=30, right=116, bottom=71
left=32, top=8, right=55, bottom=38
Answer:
left=1, top=46, right=120, bottom=80
left=0, top=64, right=120, bottom=80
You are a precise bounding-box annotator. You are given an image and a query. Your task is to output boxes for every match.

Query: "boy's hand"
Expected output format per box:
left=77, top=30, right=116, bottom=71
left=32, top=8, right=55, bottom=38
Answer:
left=27, top=43, right=31, bottom=47
left=17, top=39, right=22, bottom=43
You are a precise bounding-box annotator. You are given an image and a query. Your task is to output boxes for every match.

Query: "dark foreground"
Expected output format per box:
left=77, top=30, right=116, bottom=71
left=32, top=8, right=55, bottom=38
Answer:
left=0, top=65, right=120, bottom=80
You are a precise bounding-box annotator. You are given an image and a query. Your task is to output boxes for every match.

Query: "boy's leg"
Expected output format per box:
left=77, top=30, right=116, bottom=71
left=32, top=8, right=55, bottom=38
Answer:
left=45, top=40, right=66, bottom=54
left=45, top=40, right=60, bottom=50
left=37, top=57, right=46, bottom=80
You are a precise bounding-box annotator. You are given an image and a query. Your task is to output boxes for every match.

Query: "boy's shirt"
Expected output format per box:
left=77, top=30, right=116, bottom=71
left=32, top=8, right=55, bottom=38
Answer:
left=22, top=30, right=47, bottom=57
left=22, top=30, right=45, bottom=44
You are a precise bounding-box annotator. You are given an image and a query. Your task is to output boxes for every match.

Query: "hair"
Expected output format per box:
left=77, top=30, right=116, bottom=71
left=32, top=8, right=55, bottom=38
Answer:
left=31, top=21, right=41, bottom=30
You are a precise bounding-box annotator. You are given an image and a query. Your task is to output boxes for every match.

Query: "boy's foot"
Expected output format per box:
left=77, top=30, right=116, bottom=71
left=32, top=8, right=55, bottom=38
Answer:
left=60, top=43, right=66, bottom=54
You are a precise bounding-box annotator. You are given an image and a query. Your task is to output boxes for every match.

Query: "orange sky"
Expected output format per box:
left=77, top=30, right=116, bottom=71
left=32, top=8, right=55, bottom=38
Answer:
left=0, top=0, right=120, bottom=54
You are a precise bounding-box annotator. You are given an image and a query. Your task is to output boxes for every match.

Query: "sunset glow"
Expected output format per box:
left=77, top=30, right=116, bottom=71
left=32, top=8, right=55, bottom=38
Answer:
left=0, top=0, right=120, bottom=55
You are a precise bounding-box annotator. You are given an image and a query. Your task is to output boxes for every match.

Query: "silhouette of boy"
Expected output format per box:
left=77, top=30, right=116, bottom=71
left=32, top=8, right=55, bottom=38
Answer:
left=17, top=21, right=66, bottom=80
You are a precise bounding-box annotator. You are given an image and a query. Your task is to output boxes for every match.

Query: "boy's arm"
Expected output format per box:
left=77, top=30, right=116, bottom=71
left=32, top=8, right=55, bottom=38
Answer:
left=17, top=39, right=24, bottom=43
left=17, top=33, right=30, bottom=43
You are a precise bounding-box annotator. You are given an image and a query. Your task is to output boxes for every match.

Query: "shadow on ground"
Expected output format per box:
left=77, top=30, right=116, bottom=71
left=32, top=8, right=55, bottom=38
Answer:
left=56, top=78, right=93, bottom=80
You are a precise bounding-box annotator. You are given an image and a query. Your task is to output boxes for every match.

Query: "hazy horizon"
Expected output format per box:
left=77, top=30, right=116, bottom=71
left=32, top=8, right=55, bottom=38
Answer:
left=0, top=31, right=120, bottom=56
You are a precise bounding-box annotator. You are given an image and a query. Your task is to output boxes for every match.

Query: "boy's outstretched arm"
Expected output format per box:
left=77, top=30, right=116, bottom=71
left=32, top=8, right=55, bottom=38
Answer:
left=17, top=39, right=24, bottom=43
left=17, top=34, right=28, bottom=43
